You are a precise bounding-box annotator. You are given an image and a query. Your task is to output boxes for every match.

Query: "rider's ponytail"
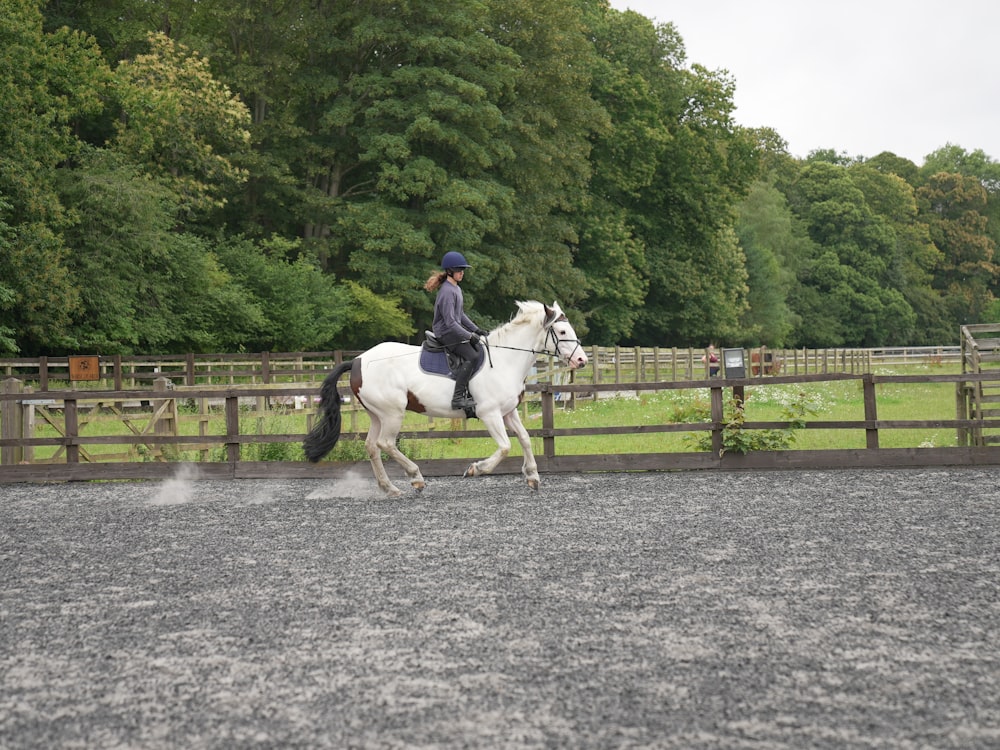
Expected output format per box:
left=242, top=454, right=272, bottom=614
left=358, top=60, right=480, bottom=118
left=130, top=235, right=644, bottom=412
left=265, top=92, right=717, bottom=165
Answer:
left=424, top=271, right=447, bottom=292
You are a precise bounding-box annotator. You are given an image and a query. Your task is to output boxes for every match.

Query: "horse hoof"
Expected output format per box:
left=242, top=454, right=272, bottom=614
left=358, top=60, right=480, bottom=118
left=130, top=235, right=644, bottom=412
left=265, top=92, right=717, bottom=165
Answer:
left=527, top=478, right=539, bottom=491
left=412, top=481, right=425, bottom=492
left=464, top=463, right=478, bottom=478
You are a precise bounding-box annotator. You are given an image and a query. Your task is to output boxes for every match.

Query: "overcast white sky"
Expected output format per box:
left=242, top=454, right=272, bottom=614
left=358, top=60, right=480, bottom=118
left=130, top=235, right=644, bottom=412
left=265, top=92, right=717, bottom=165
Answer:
left=608, top=0, right=998, bottom=164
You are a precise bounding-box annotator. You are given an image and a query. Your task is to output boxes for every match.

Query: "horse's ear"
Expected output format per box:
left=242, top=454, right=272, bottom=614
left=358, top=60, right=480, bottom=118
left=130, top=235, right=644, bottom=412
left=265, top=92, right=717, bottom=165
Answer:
left=544, top=302, right=564, bottom=326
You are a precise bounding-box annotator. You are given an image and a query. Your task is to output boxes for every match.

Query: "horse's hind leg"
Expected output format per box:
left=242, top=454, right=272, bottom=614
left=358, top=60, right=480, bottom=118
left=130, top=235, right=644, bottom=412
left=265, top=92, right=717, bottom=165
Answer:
left=378, top=413, right=426, bottom=493
left=364, top=415, right=400, bottom=496
left=366, top=411, right=425, bottom=496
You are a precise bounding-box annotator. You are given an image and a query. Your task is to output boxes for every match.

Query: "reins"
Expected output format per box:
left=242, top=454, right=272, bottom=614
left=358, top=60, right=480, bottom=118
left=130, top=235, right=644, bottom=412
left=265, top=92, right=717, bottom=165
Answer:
left=481, top=323, right=582, bottom=366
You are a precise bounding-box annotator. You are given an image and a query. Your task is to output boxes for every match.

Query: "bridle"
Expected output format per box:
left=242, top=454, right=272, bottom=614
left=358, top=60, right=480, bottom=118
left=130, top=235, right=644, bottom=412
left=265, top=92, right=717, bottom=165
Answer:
left=543, top=319, right=584, bottom=361
left=482, top=314, right=583, bottom=366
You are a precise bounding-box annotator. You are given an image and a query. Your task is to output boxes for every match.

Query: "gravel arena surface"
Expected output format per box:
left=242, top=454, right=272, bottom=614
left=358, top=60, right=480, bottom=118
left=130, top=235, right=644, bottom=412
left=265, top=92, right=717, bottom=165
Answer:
left=2, top=467, right=999, bottom=749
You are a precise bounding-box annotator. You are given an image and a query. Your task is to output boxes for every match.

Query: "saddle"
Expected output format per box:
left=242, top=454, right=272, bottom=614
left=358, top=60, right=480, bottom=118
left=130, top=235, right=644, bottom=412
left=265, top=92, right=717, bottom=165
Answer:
left=420, top=331, right=486, bottom=378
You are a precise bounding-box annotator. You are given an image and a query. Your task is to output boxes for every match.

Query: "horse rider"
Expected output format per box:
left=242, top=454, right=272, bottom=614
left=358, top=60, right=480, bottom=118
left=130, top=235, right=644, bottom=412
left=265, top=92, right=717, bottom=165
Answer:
left=424, top=251, right=488, bottom=412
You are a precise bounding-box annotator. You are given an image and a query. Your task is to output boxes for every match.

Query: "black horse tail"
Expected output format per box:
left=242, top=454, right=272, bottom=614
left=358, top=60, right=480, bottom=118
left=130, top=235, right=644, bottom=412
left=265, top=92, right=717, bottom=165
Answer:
left=303, top=360, right=353, bottom=462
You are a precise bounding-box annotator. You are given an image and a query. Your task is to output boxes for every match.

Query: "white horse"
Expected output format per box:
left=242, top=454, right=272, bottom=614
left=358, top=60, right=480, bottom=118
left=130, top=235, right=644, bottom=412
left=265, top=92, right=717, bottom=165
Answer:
left=304, top=300, right=587, bottom=496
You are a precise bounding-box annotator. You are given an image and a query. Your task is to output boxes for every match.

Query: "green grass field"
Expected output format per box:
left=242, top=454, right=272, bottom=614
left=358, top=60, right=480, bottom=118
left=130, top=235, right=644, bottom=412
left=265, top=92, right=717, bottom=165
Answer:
left=24, top=364, right=964, bottom=462
left=398, top=363, right=964, bottom=459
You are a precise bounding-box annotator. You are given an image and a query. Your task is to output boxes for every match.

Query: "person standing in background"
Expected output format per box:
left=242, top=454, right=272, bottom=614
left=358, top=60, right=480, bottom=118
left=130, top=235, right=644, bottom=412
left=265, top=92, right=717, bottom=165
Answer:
left=702, top=344, right=720, bottom=377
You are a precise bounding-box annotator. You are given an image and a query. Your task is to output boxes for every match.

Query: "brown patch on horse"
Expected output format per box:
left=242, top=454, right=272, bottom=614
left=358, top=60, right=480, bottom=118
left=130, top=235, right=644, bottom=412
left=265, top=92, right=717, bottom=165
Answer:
left=350, top=358, right=364, bottom=406
left=406, top=391, right=426, bottom=413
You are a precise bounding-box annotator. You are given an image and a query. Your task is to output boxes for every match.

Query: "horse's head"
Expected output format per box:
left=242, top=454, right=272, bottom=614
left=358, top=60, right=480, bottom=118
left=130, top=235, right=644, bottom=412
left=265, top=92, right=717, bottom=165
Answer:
left=543, top=302, right=587, bottom=370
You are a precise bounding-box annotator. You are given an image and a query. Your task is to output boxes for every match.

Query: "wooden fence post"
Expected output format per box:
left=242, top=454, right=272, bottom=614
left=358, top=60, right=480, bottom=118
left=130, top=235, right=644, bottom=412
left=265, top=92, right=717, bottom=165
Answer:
left=64, top=396, right=80, bottom=464
left=153, top=378, right=177, bottom=437
left=225, top=395, right=241, bottom=464
left=22, top=385, right=35, bottom=463
left=113, top=354, right=123, bottom=391
left=1, top=378, right=24, bottom=465
left=153, top=377, right=178, bottom=459
left=955, top=382, right=970, bottom=447
left=863, top=373, right=879, bottom=449
left=710, top=383, right=724, bottom=458
left=540, top=387, right=555, bottom=460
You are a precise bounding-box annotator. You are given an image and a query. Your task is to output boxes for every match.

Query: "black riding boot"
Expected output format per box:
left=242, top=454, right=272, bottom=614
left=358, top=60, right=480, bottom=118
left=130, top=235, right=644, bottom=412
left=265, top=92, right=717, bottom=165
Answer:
left=451, top=360, right=476, bottom=413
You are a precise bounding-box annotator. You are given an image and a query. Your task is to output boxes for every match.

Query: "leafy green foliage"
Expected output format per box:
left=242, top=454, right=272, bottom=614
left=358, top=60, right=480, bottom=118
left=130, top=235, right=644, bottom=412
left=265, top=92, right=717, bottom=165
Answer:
left=917, top=172, right=999, bottom=323
left=734, top=181, right=802, bottom=346
left=0, top=1, right=111, bottom=350
left=1, top=1, right=998, bottom=358
left=689, top=392, right=816, bottom=456
left=111, top=32, right=252, bottom=217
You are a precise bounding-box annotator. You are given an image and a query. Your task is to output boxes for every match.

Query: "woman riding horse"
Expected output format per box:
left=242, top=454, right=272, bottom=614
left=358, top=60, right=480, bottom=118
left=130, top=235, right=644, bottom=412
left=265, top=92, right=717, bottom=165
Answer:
left=424, top=251, right=489, bottom=412
left=303, top=300, right=587, bottom=497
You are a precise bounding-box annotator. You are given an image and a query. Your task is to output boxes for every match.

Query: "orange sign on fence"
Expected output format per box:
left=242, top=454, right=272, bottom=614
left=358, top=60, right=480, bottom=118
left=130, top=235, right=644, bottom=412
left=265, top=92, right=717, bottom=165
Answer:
left=68, top=355, right=100, bottom=381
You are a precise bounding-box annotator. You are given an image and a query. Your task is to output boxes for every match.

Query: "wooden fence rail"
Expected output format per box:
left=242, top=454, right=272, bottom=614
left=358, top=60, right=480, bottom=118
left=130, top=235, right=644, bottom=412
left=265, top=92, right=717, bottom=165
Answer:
left=3, top=370, right=1000, bottom=483
left=0, top=345, right=967, bottom=391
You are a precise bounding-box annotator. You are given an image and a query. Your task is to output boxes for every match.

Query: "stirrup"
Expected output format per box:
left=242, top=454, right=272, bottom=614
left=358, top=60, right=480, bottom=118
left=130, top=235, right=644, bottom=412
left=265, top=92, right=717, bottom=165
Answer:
left=451, top=393, right=476, bottom=418
left=451, top=395, right=474, bottom=409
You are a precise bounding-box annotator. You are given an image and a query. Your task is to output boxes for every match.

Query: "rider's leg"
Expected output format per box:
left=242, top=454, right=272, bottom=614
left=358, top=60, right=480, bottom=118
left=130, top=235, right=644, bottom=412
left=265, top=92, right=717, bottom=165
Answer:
left=451, top=359, right=476, bottom=410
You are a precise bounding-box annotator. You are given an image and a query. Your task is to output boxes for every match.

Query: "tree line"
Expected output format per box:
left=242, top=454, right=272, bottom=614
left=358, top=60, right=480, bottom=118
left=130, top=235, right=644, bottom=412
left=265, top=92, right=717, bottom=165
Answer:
left=1, top=0, right=997, bottom=356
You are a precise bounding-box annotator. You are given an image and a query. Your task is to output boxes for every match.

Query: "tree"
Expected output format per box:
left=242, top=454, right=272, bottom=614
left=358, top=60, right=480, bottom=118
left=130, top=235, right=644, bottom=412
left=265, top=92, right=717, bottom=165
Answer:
left=283, top=0, right=524, bottom=322
left=849, top=163, right=948, bottom=343
left=573, top=4, right=661, bottom=343
left=111, top=32, right=252, bottom=219
left=734, top=181, right=803, bottom=346
left=921, top=144, right=1000, bottom=309
left=0, top=199, right=21, bottom=354
left=917, top=172, right=999, bottom=324
left=631, top=56, right=759, bottom=342
left=0, top=0, right=110, bottom=352
left=474, top=0, right=605, bottom=328
left=215, top=236, right=414, bottom=352
left=582, top=10, right=759, bottom=346
left=864, top=151, right=920, bottom=186
left=782, top=161, right=917, bottom=345
left=55, top=147, right=266, bottom=353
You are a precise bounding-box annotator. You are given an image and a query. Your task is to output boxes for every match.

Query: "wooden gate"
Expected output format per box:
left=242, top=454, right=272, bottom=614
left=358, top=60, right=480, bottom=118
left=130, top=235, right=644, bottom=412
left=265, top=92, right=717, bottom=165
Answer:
left=960, top=324, right=1000, bottom=446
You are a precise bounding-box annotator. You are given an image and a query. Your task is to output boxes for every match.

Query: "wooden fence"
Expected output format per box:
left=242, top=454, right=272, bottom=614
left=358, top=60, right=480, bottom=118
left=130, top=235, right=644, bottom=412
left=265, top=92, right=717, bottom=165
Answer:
left=0, top=345, right=963, bottom=391
left=3, top=370, right=1000, bottom=483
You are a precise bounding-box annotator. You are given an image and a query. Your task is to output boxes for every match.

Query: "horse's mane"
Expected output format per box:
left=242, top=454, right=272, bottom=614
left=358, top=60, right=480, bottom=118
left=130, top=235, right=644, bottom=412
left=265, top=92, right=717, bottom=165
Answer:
left=490, top=300, right=551, bottom=343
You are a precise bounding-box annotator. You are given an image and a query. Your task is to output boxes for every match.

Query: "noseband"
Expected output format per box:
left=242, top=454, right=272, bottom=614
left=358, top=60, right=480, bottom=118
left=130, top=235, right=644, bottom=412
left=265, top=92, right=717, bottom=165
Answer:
left=543, top=315, right=583, bottom=363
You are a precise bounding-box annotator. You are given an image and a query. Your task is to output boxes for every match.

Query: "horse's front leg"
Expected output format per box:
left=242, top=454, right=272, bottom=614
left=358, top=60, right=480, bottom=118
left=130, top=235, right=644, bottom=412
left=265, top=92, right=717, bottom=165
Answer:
left=503, top=409, right=540, bottom=490
left=464, top=412, right=511, bottom=479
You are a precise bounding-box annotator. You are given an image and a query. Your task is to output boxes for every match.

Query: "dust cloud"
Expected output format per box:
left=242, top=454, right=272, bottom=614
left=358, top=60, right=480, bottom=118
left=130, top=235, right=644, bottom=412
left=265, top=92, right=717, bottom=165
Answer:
left=148, top=464, right=199, bottom=505
left=305, top=467, right=377, bottom=500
